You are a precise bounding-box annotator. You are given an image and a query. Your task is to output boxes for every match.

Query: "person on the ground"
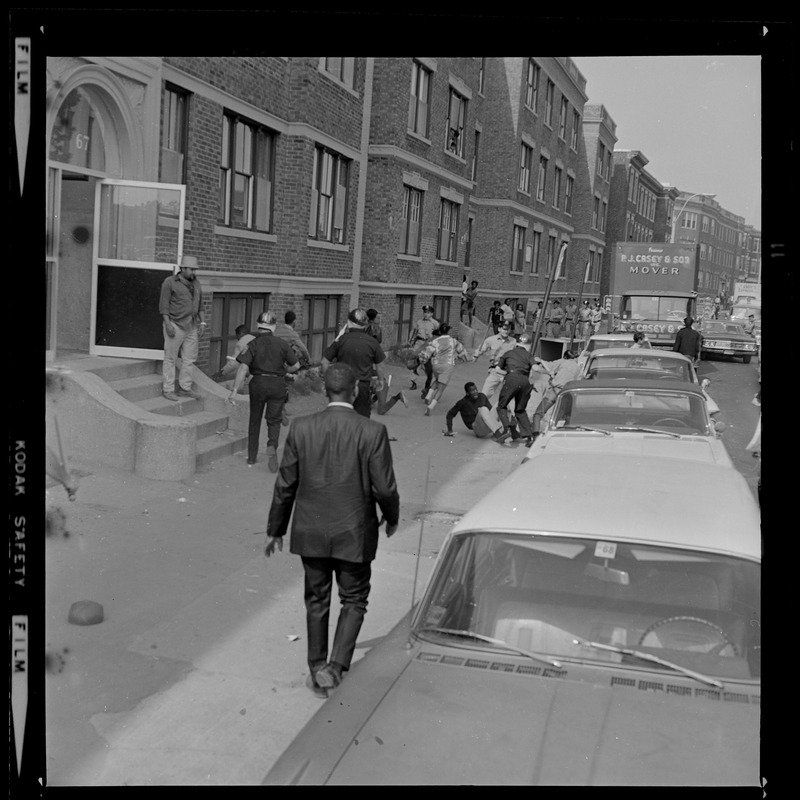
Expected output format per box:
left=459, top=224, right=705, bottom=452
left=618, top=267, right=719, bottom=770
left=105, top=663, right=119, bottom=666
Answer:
left=274, top=311, right=311, bottom=426
left=474, top=322, right=517, bottom=403
left=159, top=254, right=207, bottom=401
left=419, top=322, right=470, bottom=416
left=563, top=297, right=578, bottom=339
left=443, top=382, right=509, bottom=440
left=487, top=300, right=504, bottom=335
left=220, top=324, right=255, bottom=379
left=371, top=373, right=408, bottom=415
left=493, top=334, right=536, bottom=445
left=462, top=281, right=479, bottom=325
left=322, top=308, right=386, bottom=419
left=229, top=311, right=300, bottom=471
left=264, top=362, right=400, bottom=698
left=547, top=299, right=565, bottom=338
left=530, top=349, right=582, bottom=438
left=364, top=308, right=383, bottom=344
left=672, top=316, right=702, bottom=363
left=406, top=305, right=439, bottom=391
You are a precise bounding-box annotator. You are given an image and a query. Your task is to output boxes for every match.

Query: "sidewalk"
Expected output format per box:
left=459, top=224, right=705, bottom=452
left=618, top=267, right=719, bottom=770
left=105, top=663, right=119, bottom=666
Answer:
left=44, top=356, right=530, bottom=785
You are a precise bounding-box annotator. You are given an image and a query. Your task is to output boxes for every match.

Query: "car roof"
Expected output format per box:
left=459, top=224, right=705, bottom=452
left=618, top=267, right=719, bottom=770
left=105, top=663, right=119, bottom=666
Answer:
left=587, top=348, right=691, bottom=362
left=588, top=334, right=634, bottom=341
left=451, top=452, right=761, bottom=561
left=560, top=378, right=706, bottom=396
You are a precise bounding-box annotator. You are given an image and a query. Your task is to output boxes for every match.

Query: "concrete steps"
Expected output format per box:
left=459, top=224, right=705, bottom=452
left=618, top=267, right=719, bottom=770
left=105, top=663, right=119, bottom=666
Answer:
left=103, top=364, right=248, bottom=473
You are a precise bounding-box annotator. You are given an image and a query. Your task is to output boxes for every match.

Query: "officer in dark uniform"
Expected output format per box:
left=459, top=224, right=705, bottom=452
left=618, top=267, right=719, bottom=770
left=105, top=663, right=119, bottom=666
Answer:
left=321, top=308, right=386, bottom=418
left=493, top=334, right=535, bottom=446
left=229, top=311, right=300, bottom=471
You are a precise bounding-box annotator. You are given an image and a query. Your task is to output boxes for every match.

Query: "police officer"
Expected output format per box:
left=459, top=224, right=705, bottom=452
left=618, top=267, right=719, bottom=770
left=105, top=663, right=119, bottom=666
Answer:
left=493, top=334, right=536, bottom=446
left=229, top=311, right=300, bottom=471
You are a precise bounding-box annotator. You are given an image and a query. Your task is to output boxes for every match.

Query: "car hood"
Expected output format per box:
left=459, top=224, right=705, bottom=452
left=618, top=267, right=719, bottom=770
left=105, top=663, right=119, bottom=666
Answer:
left=702, top=330, right=753, bottom=342
left=268, top=650, right=759, bottom=785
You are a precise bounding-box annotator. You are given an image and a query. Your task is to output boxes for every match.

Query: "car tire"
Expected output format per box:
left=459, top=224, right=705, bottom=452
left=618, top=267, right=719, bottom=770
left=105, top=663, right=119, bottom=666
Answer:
left=742, top=355, right=752, bottom=364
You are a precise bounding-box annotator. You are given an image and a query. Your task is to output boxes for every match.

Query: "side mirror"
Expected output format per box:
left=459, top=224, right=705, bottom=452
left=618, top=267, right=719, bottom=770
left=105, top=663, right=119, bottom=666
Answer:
left=714, top=421, right=726, bottom=435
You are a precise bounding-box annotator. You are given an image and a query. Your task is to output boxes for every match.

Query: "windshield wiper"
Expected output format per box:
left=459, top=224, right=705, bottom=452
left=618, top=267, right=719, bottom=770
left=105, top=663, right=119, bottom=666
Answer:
left=558, top=425, right=611, bottom=435
left=572, top=637, right=725, bottom=689
left=614, top=426, right=682, bottom=439
left=416, top=626, right=563, bottom=668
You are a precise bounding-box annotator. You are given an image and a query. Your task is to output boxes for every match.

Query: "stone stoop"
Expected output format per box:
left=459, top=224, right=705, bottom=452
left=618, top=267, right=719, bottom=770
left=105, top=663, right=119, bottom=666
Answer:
left=104, top=365, right=248, bottom=472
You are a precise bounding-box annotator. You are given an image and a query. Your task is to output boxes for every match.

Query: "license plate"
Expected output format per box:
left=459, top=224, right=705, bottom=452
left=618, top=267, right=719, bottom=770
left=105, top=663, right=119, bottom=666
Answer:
left=723, top=349, right=734, bottom=355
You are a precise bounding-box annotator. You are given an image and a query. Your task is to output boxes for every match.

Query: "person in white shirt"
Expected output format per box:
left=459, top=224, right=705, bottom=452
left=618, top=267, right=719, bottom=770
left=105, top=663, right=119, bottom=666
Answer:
left=530, top=350, right=582, bottom=437
left=474, top=323, right=517, bottom=403
left=420, top=323, right=470, bottom=415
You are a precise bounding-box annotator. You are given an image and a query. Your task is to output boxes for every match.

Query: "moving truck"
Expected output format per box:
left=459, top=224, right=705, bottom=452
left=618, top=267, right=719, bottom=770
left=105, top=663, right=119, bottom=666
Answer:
left=609, top=243, right=699, bottom=348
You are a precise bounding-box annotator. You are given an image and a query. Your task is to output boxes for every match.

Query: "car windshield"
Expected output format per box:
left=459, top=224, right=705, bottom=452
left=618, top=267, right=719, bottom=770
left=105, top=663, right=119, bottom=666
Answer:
left=704, top=322, right=747, bottom=335
left=586, top=355, right=692, bottom=382
left=551, top=388, right=710, bottom=434
left=415, top=532, right=760, bottom=681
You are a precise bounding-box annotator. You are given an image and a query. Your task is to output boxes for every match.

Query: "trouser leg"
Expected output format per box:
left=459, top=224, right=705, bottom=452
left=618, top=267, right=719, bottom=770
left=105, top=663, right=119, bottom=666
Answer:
left=163, top=324, right=187, bottom=392
left=263, top=377, right=286, bottom=450
left=329, top=559, right=372, bottom=670
left=301, top=557, right=334, bottom=673
left=513, top=383, right=534, bottom=437
left=247, top=378, right=269, bottom=462
left=532, top=389, right=557, bottom=433
left=423, top=360, right=434, bottom=393
left=177, top=325, right=199, bottom=391
left=353, top=380, right=372, bottom=418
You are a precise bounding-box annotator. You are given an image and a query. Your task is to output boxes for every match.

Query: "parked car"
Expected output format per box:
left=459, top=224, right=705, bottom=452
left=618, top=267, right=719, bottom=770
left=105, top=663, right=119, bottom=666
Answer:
left=525, top=379, right=730, bottom=467
left=264, top=450, right=761, bottom=786
left=700, top=321, right=758, bottom=364
left=580, top=349, right=720, bottom=415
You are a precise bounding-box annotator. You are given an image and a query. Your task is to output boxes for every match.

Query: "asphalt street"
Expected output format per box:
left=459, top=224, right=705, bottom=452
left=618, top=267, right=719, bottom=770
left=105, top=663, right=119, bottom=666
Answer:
left=42, top=352, right=760, bottom=785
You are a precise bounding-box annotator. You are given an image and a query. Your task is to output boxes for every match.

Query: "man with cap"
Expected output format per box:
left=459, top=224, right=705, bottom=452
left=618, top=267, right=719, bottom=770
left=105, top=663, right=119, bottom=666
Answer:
left=474, top=321, right=517, bottom=404
left=547, top=299, right=565, bottom=338
left=322, top=308, right=386, bottom=418
left=159, top=254, right=207, bottom=401
left=264, top=362, right=400, bottom=698
left=744, top=314, right=757, bottom=335
left=406, top=305, right=439, bottom=392
left=492, top=334, right=537, bottom=446
left=672, top=316, right=702, bottom=363
left=564, top=297, right=578, bottom=339
left=229, top=311, right=300, bottom=471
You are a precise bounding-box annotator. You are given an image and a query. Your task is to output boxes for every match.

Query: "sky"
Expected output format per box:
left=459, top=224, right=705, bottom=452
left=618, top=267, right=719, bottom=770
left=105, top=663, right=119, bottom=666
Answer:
left=573, top=56, right=761, bottom=230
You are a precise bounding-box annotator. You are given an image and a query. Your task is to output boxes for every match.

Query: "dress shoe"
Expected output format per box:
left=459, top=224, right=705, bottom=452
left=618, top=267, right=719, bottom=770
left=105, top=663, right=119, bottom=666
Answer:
left=162, top=391, right=180, bottom=402
left=492, top=429, right=511, bottom=445
left=314, top=662, right=343, bottom=689
left=177, top=388, right=202, bottom=400
left=509, top=427, right=521, bottom=441
left=267, top=446, right=279, bottom=473
left=305, top=672, right=329, bottom=699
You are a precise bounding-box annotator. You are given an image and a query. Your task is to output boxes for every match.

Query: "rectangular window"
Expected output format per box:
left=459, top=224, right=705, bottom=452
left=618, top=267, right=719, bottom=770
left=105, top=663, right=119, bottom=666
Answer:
left=408, top=60, right=432, bottom=137
left=396, top=295, right=415, bottom=345
left=322, top=58, right=355, bottom=87
left=526, top=59, right=540, bottom=110
left=478, top=57, right=486, bottom=94
left=208, top=293, right=268, bottom=374
left=446, top=89, right=467, bottom=157
left=511, top=224, right=526, bottom=272
left=219, top=113, right=275, bottom=232
left=605, top=150, right=612, bottom=180
left=471, top=129, right=480, bottom=182
left=302, top=295, right=341, bottom=363
left=558, top=96, right=568, bottom=140
left=571, top=109, right=580, bottom=150
left=597, top=142, right=605, bottom=176
left=161, top=85, right=188, bottom=185
left=529, top=229, right=541, bottom=275
left=309, top=145, right=349, bottom=244
left=401, top=185, right=423, bottom=255
left=682, top=212, right=698, bottom=230
left=519, top=142, right=533, bottom=193
left=546, top=235, right=557, bottom=275
left=536, top=155, right=548, bottom=202
left=592, top=196, right=600, bottom=229
left=552, top=166, right=562, bottom=209
left=564, top=174, right=574, bottom=215
left=600, top=200, right=608, bottom=233
left=544, top=80, right=554, bottom=126
left=437, top=198, right=460, bottom=261
left=433, top=295, right=451, bottom=325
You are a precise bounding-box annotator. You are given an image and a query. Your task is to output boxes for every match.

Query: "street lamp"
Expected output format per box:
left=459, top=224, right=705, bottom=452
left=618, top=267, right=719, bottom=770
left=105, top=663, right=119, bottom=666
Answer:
left=671, top=192, right=716, bottom=243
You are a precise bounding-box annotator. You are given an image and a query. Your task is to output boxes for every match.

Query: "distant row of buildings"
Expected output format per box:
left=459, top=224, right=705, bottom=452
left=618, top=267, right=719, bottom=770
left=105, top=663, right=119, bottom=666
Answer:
left=45, top=56, right=761, bottom=373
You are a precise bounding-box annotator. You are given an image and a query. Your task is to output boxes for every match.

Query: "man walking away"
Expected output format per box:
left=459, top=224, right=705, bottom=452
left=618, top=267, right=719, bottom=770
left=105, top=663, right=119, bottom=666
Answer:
left=322, top=308, right=386, bottom=418
left=264, top=363, right=400, bottom=698
left=672, top=316, right=702, bottom=364
left=420, top=323, right=469, bottom=416
left=229, top=311, right=299, bottom=471
left=159, top=254, right=207, bottom=401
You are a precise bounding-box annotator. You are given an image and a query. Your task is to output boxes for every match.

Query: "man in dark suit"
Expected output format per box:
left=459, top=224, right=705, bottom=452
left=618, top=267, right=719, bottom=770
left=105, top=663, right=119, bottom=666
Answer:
left=264, top=363, right=400, bottom=698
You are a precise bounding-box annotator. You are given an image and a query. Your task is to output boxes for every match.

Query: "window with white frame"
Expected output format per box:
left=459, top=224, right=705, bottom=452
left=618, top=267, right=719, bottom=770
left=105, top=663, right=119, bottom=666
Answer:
left=511, top=224, right=526, bottom=272
left=564, top=174, right=574, bottom=215
left=530, top=229, right=541, bottom=275
left=544, top=80, right=554, bottom=126
left=437, top=198, right=460, bottom=261
left=700, top=243, right=707, bottom=259
left=552, top=166, right=562, bottom=208
left=605, top=149, right=612, bottom=180
left=536, top=155, right=548, bottom=202
left=408, top=60, right=432, bottom=137
left=682, top=212, right=698, bottom=230
left=401, top=185, right=423, bottom=256
left=219, top=113, right=276, bottom=232
left=519, top=142, right=533, bottom=193
left=162, top=85, right=189, bottom=185
left=571, top=109, right=580, bottom=150
left=309, top=145, right=349, bottom=244
left=710, top=218, right=716, bottom=236
left=322, top=58, right=355, bottom=87
left=558, top=96, right=568, bottom=140
left=446, top=89, right=467, bottom=157
left=526, top=59, right=540, bottom=110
